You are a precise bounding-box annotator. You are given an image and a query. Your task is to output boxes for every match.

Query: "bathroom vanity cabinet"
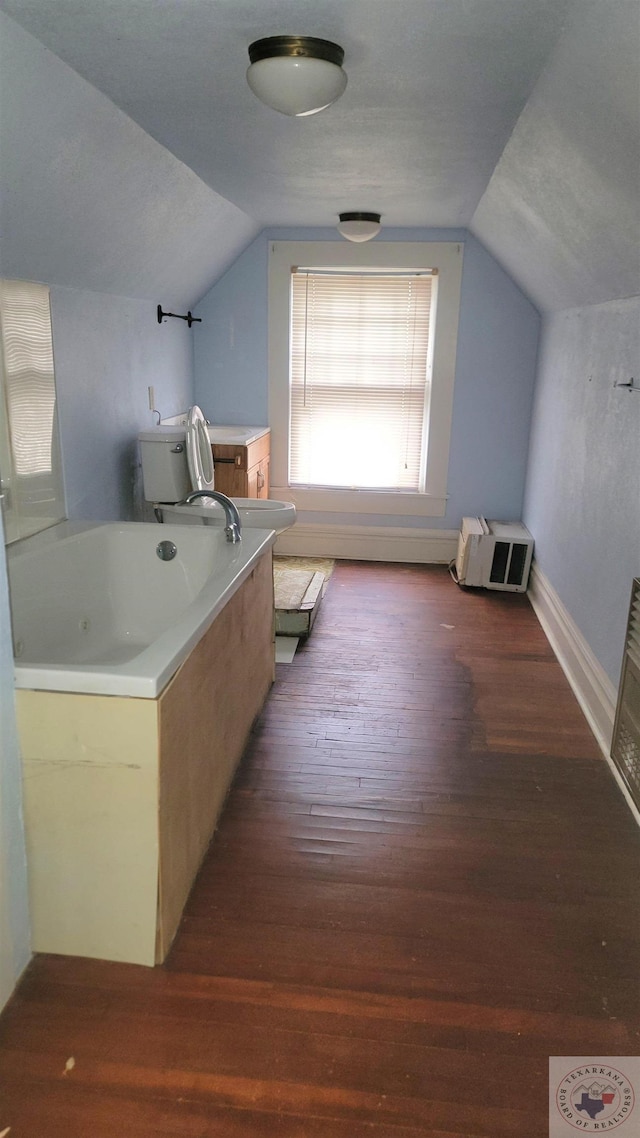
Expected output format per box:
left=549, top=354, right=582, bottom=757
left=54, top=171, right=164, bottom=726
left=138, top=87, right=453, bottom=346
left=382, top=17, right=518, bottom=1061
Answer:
left=16, top=549, right=275, bottom=967
left=212, top=430, right=270, bottom=500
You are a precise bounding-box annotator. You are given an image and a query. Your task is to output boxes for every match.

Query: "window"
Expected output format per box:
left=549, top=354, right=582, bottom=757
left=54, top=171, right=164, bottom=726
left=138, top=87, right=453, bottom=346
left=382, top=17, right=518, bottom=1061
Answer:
left=0, top=280, right=65, bottom=543
left=290, top=269, right=435, bottom=492
left=269, top=242, right=463, bottom=519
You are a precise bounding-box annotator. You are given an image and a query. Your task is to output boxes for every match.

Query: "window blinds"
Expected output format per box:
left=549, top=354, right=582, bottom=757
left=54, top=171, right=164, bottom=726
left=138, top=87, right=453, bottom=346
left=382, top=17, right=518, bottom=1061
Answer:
left=0, top=280, right=57, bottom=478
left=289, top=269, right=434, bottom=491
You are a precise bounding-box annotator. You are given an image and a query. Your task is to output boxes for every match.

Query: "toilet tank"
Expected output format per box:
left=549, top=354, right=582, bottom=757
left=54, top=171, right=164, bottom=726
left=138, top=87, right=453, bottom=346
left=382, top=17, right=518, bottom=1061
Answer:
left=138, top=428, right=191, bottom=503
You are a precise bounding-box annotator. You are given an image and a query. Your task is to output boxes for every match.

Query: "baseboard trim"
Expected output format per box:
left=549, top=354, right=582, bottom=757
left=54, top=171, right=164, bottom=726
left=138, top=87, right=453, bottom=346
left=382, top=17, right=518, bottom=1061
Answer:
left=528, top=562, right=617, bottom=754
left=527, top=563, right=638, bottom=824
left=274, top=523, right=458, bottom=564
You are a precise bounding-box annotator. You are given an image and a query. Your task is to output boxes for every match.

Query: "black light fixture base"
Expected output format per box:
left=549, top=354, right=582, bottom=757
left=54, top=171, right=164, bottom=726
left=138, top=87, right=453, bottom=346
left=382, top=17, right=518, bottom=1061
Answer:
left=339, top=212, right=381, bottom=225
left=248, top=36, right=344, bottom=67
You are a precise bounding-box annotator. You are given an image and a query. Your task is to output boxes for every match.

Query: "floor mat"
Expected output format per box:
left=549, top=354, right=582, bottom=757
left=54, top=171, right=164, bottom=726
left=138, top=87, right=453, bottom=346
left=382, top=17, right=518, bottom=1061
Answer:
left=273, top=556, right=335, bottom=586
left=273, top=557, right=335, bottom=641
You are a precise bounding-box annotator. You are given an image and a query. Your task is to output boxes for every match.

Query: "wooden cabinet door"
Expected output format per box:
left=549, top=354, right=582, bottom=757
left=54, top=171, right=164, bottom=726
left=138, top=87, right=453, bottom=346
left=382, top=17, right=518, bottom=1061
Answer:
left=212, top=458, right=246, bottom=497
left=212, top=444, right=245, bottom=495
left=212, top=433, right=271, bottom=499
left=247, top=455, right=270, bottom=499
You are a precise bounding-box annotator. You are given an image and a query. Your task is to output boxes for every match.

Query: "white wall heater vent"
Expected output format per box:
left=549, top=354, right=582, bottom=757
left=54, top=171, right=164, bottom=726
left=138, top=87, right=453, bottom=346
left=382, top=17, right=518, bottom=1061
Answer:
left=452, top=517, right=534, bottom=593
left=611, top=578, right=640, bottom=809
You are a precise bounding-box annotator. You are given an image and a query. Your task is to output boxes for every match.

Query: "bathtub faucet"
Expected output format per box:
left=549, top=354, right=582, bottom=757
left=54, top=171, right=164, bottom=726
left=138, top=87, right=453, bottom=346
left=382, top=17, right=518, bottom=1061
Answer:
left=181, top=490, right=242, bottom=543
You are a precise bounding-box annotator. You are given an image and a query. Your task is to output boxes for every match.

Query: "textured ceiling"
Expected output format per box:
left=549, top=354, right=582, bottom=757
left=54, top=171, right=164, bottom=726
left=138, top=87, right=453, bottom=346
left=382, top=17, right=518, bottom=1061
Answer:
left=471, top=0, right=640, bottom=310
left=0, top=13, right=259, bottom=307
left=1, top=0, right=637, bottom=311
left=0, top=0, right=571, bottom=228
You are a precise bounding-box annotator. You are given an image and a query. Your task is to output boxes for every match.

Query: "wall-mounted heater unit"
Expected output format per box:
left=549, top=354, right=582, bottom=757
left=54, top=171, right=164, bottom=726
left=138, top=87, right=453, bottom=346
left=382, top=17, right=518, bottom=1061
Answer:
left=452, top=517, right=534, bottom=592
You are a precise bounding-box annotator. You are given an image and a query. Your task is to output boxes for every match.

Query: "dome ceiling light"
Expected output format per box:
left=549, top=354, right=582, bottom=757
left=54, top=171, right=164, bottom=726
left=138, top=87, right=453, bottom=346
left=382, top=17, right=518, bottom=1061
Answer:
left=337, top=212, right=382, bottom=242
left=247, top=35, right=347, bottom=117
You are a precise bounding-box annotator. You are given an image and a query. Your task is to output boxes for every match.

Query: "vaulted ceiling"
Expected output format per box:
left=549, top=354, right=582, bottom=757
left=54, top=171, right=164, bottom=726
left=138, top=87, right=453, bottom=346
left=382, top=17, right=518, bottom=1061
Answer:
left=1, top=0, right=638, bottom=311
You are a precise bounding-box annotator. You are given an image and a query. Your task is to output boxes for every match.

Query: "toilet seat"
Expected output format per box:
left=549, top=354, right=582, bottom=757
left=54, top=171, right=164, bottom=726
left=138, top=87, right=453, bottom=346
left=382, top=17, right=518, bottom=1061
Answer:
left=185, top=405, right=215, bottom=492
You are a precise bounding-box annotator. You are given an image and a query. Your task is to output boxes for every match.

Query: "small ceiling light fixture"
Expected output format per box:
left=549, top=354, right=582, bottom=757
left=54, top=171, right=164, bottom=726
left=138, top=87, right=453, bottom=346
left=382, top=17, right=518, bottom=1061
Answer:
left=337, top=212, right=382, bottom=243
left=247, top=35, right=347, bottom=116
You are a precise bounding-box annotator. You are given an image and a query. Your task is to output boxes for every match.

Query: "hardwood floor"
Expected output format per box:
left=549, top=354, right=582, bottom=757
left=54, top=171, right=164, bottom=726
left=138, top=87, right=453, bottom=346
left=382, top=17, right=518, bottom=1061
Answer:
left=2, top=562, right=639, bottom=1137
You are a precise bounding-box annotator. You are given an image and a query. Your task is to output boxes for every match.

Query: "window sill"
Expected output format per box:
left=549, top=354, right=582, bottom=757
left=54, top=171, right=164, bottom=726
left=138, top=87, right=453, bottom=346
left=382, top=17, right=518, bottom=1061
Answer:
left=271, top=486, right=447, bottom=518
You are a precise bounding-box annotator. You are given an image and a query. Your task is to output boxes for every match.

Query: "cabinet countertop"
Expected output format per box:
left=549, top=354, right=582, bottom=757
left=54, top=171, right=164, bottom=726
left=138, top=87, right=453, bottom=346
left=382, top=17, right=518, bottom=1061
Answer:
left=208, top=425, right=269, bottom=446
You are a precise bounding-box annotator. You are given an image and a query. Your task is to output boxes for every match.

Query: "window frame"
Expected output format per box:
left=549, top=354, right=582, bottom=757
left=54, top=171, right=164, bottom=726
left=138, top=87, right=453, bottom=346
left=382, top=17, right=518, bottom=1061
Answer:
left=268, top=241, right=464, bottom=518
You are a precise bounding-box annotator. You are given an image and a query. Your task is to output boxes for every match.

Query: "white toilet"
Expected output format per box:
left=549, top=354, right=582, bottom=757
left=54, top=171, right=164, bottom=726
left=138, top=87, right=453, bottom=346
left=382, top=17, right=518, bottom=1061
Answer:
left=138, top=407, right=296, bottom=535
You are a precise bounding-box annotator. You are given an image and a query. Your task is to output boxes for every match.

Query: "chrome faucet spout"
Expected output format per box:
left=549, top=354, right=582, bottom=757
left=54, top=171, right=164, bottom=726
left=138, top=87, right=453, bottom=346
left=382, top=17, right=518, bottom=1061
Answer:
left=181, top=489, right=242, bottom=543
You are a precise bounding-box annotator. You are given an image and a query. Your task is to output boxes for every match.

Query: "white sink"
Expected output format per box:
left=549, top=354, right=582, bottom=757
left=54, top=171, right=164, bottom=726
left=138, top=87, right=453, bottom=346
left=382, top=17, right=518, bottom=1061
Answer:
left=159, top=418, right=269, bottom=447
left=161, top=497, right=296, bottom=536
left=206, top=425, right=269, bottom=446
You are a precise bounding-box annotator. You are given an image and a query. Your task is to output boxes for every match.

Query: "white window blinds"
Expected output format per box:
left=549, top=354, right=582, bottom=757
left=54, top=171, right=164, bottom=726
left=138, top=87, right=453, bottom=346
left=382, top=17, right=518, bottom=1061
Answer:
left=0, top=280, right=57, bottom=477
left=0, top=279, right=65, bottom=542
left=289, top=269, right=434, bottom=491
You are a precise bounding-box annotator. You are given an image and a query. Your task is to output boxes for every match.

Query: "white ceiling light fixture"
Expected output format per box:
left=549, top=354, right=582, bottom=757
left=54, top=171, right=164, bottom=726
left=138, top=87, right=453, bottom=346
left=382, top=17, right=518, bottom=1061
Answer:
left=337, top=212, right=382, bottom=242
left=247, top=36, right=347, bottom=117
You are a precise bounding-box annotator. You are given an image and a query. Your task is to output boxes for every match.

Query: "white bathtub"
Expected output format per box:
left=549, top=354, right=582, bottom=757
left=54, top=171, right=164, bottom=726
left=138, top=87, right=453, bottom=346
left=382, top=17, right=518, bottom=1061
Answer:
left=8, top=520, right=275, bottom=698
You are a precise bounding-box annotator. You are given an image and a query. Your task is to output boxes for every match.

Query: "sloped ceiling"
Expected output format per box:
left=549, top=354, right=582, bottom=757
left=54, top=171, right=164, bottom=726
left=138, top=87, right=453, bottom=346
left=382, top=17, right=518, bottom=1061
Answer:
left=0, top=14, right=258, bottom=308
left=0, top=0, right=638, bottom=310
left=471, top=0, right=640, bottom=311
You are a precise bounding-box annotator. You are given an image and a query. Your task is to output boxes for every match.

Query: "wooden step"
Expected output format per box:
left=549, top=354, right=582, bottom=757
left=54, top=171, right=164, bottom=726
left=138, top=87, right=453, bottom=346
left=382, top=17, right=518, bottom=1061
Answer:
left=274, top=568, right=325, bottom=637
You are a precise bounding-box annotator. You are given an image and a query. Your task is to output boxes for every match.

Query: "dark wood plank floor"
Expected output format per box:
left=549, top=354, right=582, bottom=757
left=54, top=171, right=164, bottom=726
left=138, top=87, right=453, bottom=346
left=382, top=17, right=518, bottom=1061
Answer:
left=2, top=562, right=639, bottom=1137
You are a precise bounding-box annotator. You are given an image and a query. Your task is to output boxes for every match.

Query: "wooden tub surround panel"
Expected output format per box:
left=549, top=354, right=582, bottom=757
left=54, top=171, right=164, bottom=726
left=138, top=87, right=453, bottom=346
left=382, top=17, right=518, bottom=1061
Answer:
left=15, top=550, right=274, bottom=968
left=16, top=692, right=159, bottom=965
left=2, top=561, right=639, bottom=1137
left=157, top=550, right=275, bottom=959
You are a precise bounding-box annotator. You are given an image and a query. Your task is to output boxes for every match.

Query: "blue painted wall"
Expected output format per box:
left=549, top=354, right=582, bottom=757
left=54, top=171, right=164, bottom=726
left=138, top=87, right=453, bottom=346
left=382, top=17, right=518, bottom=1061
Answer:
left=193, top=233, right=270, bottom=427
left=523, top=297, right=640, bottom=687
left=194, top=228, right=540, bottom=530
left=51, top=286, right=195, bottom=523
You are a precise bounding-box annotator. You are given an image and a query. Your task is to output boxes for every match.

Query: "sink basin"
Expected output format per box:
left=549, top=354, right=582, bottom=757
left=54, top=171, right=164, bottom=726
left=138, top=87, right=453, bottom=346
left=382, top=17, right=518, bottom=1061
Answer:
left=160, top=497, right=296, bottom=536
left=206, top=425, right=269, bottom=446
left=158, top=418, right=269, bottom=447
